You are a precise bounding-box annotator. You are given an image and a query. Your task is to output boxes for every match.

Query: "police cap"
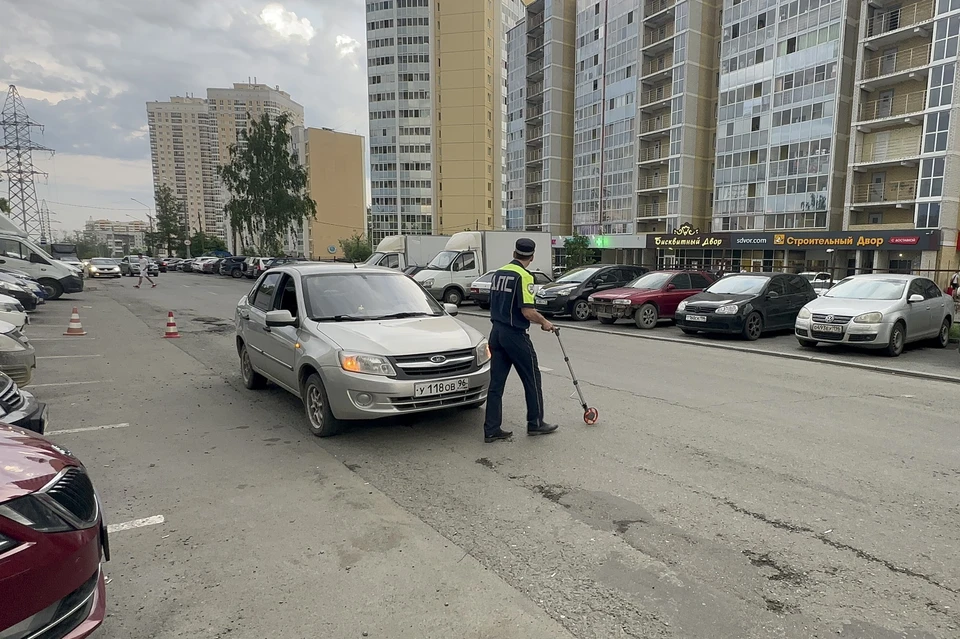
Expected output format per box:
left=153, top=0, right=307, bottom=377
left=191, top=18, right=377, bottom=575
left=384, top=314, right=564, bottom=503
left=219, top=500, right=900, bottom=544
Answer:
left=515, top=238, right=536, bottom=257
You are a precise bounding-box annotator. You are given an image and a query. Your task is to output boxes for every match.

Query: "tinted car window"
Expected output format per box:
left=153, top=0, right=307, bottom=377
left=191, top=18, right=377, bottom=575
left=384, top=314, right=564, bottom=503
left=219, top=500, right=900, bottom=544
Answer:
left=785, top=275, right=810, bottom=295
left=908, top=280, right=925, bottom=299
left=689, top=273, right=711, bottom=289
left=253, top=273, right=282, bottom=311
left=671, top=273, right=692, bottom=289
left=921, top=279, right=942, bottom=299
left=533, top=272, right=551, bottom=285
left=768, top=277, right=786, bottom=295
left=594, top=269, right=619, bottom=285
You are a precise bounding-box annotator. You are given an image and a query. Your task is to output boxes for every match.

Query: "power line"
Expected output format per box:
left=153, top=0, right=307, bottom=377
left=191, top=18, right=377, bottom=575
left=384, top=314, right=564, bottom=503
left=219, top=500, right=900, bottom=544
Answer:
left=41, top=200, right=152, bottom=212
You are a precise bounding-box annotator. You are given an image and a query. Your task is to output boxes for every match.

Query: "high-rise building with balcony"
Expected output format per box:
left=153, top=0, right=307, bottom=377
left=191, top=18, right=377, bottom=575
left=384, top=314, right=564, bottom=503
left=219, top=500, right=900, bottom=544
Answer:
left=365, top=0, right=522, bottom=244
left=571, top=0, right=720, bottom=262
left=845, top=0, right=959, bottom=274
left=146, top=96, right=220, bottom=237
left=505, top=0, right=577, bottom=236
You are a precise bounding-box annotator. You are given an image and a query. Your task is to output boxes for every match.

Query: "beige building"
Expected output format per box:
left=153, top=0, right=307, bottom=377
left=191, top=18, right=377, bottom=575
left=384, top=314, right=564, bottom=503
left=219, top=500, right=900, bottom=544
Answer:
left=146, top=96, right=219, bottom=237
left=302, top=127, right=367, bottom=260
left=84, top=218, right=148, bottom=257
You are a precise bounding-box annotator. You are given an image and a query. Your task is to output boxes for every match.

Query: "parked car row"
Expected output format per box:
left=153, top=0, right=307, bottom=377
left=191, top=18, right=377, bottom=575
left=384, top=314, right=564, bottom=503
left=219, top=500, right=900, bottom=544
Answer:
left=511, top=266, right=952, bottom=358
left=170, top=255, right=312, bottom=279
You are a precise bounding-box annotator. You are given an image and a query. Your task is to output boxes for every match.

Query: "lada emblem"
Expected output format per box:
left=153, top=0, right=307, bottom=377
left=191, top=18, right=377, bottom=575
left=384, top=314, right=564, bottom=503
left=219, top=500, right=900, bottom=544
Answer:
left=430, top=355, right=447, bottom=364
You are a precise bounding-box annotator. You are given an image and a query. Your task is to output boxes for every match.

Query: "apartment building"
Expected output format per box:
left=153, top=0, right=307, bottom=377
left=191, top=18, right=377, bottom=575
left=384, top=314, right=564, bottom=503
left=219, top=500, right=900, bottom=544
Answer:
left=84, top=218, right=148, bottom=257
left=365, top=0, right=522, bottom=244
left=146, top=96, right=220, bottom=237
left=505, top=0, right=577, bottom=236
left=844, top=0, right=960, bottom=277
left=570, top=0, right=721, bottom=263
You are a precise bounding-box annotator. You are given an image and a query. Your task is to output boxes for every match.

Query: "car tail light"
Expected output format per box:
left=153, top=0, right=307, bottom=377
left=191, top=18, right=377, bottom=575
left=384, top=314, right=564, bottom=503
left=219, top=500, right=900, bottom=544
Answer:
left=471, top=288, right=479, bottom=293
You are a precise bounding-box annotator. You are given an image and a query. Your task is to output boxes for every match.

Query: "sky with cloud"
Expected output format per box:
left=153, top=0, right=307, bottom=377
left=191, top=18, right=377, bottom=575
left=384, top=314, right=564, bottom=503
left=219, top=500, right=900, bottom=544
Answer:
left=0, top=0, right=368, bottom=234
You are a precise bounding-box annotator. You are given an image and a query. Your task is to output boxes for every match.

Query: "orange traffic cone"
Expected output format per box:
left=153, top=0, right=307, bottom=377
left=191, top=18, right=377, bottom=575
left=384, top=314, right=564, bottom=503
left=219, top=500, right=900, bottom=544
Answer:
left=63, top=307, right=87, bottom=336
left=164, top=311, right=181, bottom=339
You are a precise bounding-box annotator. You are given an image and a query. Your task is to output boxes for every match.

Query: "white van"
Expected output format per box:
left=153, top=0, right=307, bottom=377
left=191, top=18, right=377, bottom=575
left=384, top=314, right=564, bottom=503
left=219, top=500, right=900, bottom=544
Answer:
left=0, top=215, right=83, bottom=300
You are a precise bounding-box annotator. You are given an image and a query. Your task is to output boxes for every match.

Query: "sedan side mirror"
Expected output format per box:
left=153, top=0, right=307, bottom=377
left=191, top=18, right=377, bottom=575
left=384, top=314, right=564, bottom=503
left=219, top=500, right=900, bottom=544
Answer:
left=265, top=309, right=297, bottom=327
left=444, top=303, right=459, bottom=316
left=665, top=284, right=677, bottom=291
left=767, top=290, right=780, bottom=299
left=908, top=294, right=924, bottom=303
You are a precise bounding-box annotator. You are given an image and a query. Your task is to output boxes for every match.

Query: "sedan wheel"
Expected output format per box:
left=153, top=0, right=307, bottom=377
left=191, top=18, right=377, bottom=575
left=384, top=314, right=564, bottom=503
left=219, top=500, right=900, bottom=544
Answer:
left=240, top=345, right=266, bottom=390
left=571, top=300, right=590, bottom=321
left=634, top=303, right=658, bottom=329
left=303, top=373, right=343, bottom=437
left=934, top=317, right=951, bottom=348
left=885, top=321, right=905, bottom=357
left=742, top=312, right=763, bottom=341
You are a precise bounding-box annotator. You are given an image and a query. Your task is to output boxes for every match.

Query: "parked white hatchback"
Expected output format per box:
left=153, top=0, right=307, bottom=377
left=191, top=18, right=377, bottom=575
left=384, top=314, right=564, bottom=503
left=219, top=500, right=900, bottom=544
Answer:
left=0, top=294, right=27, bottom=330
left=795, top=273, right=952, bottom=357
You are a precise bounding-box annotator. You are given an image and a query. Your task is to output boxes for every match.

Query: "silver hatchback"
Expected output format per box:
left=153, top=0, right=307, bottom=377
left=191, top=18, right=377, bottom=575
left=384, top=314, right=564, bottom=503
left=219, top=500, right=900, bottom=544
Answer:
left=235, top=264, right=491, bottom=436
left=795, top=273, right=952, bottom=356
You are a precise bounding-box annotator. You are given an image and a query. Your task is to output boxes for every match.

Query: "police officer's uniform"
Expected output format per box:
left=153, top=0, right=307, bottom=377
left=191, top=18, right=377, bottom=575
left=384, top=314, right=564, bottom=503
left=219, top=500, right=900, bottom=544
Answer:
left=483, top=239, right=555, bottom=441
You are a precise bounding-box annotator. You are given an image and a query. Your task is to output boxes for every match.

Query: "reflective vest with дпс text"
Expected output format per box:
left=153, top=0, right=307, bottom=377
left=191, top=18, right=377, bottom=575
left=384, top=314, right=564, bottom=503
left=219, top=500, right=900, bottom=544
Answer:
left=489, top=261, right=535, bottom=331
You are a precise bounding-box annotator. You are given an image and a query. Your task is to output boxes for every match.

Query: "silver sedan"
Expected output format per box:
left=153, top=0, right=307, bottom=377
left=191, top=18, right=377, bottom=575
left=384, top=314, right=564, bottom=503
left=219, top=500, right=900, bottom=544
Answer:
left=235, top=264, right=491, bottom=436
left=794, top=273, right=952, bottom=357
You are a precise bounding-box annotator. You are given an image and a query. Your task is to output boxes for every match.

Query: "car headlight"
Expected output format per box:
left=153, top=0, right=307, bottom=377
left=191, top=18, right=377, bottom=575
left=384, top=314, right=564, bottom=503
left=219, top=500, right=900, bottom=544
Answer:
left=0, top=531, right=18, bottom=554
left=677, top=300, right=688, bottom=312
left=612, top=299, right=631, bottom=305
left=797, top=307, right=811, bottom=320
left=476, top=339, right=491, bottom=365
left=715, top=304, right=740, bottom=315
left=421, top=278, right=434, bottom=288
left=0, top=495, right=73, bottom=532
left=0, top=303, right=18, bottom=313
left=89, top=266, right=98, bottom=271
left=339, top=351, right=396, bottom=376
left=854, top=311, right=883, bottom=324
left=0, top=334, right=25, bottom=352
left=587, top=296, right=596, bottom=303
left=555, top=289, right=571, bottom=296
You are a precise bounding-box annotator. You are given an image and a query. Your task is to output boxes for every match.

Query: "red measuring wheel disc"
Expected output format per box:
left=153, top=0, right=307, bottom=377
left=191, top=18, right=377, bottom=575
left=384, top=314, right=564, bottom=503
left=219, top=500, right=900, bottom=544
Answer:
left=583, top=407, right=599, bottom=425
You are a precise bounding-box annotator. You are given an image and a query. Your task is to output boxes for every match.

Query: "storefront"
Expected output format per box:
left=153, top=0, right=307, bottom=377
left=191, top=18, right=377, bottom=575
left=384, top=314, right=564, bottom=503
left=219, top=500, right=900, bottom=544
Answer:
left=646, top=224, right=943, bottom=277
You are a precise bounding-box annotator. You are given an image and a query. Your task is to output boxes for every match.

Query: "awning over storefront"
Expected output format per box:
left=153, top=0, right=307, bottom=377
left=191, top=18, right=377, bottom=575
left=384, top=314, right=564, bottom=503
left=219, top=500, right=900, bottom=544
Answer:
left=645, top=224, right=941, bottom=252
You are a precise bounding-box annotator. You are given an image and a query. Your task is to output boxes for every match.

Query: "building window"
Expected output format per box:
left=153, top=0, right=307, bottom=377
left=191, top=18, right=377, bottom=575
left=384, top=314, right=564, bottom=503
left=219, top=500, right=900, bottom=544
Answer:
left=916, top=202, right=941, bottom=228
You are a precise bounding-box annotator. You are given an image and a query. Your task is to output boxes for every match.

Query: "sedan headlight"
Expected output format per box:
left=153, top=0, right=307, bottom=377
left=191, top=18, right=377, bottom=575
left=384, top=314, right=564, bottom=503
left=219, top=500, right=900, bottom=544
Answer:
left=715, top=304, right=740, bottom=315
left=0, top=495, right=73, bottom=532
left=0, top=303, right=19, bottom=313
left=797, top=307, right=811, bottom=320
left=587, top=296, right=596, bottom=303
left=677, top=300, right=688, bottom=312
left=0, top=334, right=25, bottom=352
left=421, top=278, right=435, bottom=288
left=339, top=351, right=396, bottom=376
left=88, top=266, right=98, bottom=272
left=554, top=289, right=571, bottom=296
left=612, top=299, right=631, bottom=305
left=476, top=339, right=491, bottom=365
left=854, top=311, right=883, bottom=324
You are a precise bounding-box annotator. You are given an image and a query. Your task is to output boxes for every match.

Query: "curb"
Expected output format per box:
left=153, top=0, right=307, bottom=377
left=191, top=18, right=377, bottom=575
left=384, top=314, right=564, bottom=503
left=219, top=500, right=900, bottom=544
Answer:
left=459, top=310, right=960, bottom=386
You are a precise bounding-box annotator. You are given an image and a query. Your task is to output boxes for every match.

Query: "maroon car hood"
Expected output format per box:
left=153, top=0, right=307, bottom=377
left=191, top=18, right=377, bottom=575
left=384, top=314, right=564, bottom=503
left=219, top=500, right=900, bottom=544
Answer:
left=591, top=287, right=657, bottom=301
left=0, top=424, right=77, bottom=503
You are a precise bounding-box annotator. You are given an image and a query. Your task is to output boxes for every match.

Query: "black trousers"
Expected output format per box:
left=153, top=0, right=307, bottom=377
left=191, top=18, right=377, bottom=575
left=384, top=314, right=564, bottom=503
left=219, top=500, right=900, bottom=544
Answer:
left=483, top=323, right=545, bottom=437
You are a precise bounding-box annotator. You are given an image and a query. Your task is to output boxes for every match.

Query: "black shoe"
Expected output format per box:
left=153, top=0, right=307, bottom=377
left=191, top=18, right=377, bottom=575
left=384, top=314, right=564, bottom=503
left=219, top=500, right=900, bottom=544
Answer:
left=484, top=430, right=513, bottom=443
left=527, top=423, right=559, bottom=436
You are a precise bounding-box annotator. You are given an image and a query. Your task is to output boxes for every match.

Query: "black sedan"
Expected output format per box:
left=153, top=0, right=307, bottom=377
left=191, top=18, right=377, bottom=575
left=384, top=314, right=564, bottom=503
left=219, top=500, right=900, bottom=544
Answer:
left=674, top=272, right=818, bottom=340
left=534, top=264, right=648, bottom=321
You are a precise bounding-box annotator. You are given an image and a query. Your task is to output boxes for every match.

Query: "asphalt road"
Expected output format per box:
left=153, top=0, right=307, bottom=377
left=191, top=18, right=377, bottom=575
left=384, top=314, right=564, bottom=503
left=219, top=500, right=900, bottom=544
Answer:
left=25, top=272, right=960, bottom=639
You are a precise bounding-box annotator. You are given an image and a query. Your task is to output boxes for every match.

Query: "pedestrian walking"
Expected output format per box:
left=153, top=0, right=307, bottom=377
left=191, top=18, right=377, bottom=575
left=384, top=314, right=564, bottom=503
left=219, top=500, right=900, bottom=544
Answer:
left=949, top=270, right=959, bottom=297
left=134, top=253, right=156, bottom=289
left=483, top=238, right=559, bottom=443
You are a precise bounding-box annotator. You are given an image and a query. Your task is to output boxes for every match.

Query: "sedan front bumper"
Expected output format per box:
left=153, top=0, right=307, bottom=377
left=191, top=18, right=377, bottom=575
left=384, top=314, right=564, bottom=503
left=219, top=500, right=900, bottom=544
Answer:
left=795, top=318, right=889, bottom=346
left=321, top=365, right=491, bottom=420
left=675, top=312, right=746, bottom=334
left=534, top=296, right=570, bottom=315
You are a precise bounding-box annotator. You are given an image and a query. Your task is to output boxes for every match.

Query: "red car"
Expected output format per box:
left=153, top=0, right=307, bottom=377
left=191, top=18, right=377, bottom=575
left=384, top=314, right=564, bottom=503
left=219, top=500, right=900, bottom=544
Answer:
left=587, top=270, right=715, bottom=329
left=0, top=424, right=108, bottom=638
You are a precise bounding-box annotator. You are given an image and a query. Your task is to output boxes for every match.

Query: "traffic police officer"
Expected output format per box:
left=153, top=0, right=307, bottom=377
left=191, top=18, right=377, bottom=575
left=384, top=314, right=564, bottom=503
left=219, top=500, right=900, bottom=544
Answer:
left=483, top=238, right=560, bottom=443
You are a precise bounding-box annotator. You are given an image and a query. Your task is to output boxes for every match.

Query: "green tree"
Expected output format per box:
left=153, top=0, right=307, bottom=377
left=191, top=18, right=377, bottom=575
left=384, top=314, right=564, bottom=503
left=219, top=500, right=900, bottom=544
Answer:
left=0, top=198, right=8, bottom=214
left=188, top=231, right=227, bottom=257
left=563, top=233, right=593, bottom=270
left=154, top=185, right=186, bottom=256
left=219, top=112, right=316, bottom=256
left=339, top=233, right=373, bottom=262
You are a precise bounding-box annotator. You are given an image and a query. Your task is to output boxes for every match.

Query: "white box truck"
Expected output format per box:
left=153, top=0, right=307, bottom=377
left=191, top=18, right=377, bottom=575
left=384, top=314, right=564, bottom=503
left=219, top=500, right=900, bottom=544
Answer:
left=413, top=231, right=551, bottom=305
left=0, top=215, right=83, bottom=300
left=365, top=235, right=450, bottom=270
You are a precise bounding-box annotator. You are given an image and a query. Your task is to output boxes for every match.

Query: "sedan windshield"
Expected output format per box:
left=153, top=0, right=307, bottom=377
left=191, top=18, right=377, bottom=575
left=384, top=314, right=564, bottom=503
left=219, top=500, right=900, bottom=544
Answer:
left=556, top=267, right=602, bottom=283
left=824, top=278, right=906, bottom=300
left=90, top=258, right=117, bottom=265
left=706, top=276, right=769, bottom=295
left=303, top=272, right=444, bottom=321
left=627, top=272, right=671, bottom=289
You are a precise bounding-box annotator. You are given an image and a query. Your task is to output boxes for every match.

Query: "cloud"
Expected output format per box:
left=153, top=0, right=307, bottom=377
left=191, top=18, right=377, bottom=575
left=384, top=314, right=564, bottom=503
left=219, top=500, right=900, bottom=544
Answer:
left=0, top=0, right=370, bottom=231
left=259, top=3, right=317, bottom=41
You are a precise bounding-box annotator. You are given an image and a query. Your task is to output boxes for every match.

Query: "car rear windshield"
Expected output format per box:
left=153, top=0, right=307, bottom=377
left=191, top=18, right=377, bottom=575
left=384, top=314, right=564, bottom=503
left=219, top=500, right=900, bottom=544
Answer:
left=303, top=272, right=444, bottom=321
left=824, top=278, right=905, bottom=300
left=706, top=276, right=769, bottom=295
left=626, top=272, right=671, bottom=289
left=475, top=272, right=495, bottom=283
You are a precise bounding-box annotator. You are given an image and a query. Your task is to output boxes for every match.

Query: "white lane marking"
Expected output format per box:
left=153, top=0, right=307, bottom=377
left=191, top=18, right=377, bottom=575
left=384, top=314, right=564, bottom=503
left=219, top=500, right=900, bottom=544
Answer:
left=108, top=515, right=165, bottom=533
left=32, top=380, right=114, bottom=388
left=37, top=354, right=103, bottom=360
left=209, top=292, right=218, bottom=295
left=182, top=285, right=191, bottom=288
left=539, top=366, right=553, bottom=372
left=28, top=337, right=97, bottom=341
left=47, top=423, right=130, bottom=435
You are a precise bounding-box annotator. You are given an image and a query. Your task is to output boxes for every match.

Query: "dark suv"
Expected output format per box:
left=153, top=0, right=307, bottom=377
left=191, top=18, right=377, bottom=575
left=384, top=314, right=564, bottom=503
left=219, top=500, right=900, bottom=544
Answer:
left=534, top=264, right=649, bottom=321
left=218, top=256, right=248, bottom=278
